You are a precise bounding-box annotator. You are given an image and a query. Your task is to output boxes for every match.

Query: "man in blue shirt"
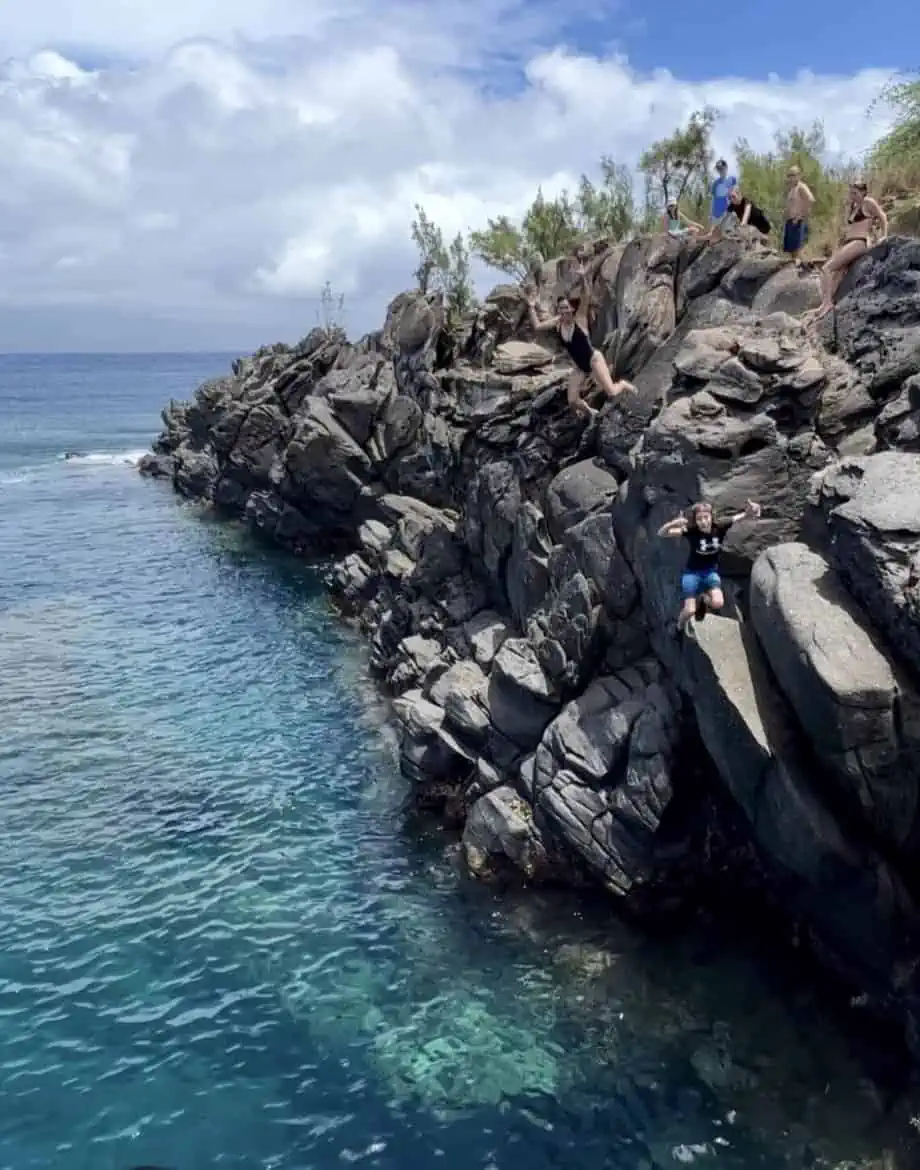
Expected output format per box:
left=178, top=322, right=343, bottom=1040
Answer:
left=710, top=159, right=736, bottom=226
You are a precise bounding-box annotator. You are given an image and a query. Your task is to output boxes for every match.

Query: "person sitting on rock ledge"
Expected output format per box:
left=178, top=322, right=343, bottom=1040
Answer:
left=804, top=181, right=887, bottom=323
left=658, top=498, right=762, bottom=632
left=662, top=199, right=703, bottom=238
left=524, top=258, right=635, bottom=418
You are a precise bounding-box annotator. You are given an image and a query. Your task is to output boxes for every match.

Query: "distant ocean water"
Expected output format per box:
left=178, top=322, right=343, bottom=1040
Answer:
left=0, top=353, right=903, bottom=1170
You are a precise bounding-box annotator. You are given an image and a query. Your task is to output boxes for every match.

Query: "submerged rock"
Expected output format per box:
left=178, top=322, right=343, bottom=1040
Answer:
left=141, top=233, right=920, bottom=1064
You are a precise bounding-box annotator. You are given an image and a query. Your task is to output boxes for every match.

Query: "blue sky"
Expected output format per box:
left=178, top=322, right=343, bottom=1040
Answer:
left=0, top=0, right=913, bottom=350
left=570, top=0, right=920, bottom=80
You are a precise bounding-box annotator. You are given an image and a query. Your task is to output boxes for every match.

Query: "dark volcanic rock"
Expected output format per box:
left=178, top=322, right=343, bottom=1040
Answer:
left=141, top=232, right=920, bottom=1064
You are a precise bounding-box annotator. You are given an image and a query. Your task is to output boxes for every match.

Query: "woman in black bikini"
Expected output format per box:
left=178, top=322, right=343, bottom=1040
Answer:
left=807, top=182, right=887, bottom=322
left=524, top=259, right=634, bottom=417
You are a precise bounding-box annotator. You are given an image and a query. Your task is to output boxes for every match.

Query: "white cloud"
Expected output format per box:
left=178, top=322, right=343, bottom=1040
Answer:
left=0, top=1, right=902, bottom=350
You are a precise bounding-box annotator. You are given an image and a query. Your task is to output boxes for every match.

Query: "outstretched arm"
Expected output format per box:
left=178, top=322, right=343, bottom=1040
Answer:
left=525, top=297, right=558, bottom=333
left=724, top=499, right=761, bottom=525
left=679, top=210, right=703, bottom=230
left=657, top=515, right=688, bottom=538
left=571, top=264, right=592, bottom=329
left=740, top=202, right=752, bottom=226
left=866, top=197, right=888, bottom=239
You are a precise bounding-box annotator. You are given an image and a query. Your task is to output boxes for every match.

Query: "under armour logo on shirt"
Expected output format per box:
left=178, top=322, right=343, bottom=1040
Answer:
left=697, top=537, right=720, bottom=553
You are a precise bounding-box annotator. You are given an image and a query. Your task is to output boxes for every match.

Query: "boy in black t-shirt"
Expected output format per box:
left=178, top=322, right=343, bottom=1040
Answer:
left=657, top=498, right=762, bottom=631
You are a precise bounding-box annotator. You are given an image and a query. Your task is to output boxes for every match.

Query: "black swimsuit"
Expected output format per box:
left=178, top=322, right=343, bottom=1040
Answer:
left=847, top=204, right=870, bottom=245
left=559, top=322, right=594, bottom=374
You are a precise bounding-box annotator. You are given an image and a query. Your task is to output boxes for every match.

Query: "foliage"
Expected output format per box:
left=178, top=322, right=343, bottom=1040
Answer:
left=414, top=95, right=920, bottom=291
left=638, top=107, right=717, bottom=208
left=445, top=232, right=476, bottom=316
left=410, top=204, right=477, bottom=318
left=869, top=76, right=920, bottom=175
left=317, top=281, right=346, bottom=333
left=468, top=159, right=637, bottom=278
left=410, top=205, right=449, bottom=295
left=521, top=187, right=582, bottom=263
left=576, top=156, right=635, bottom=240
left=734, top=122, right=851, bottom=253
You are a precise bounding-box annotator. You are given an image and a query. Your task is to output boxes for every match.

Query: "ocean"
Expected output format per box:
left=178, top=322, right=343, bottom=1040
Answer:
left=0, top=353, right=903, bottom=1170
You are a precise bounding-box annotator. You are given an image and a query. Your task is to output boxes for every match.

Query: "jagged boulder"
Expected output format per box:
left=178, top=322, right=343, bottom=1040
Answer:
left=810, top=452, right=920, bottom=682
left=530, top=661, right=682, bottom=898
left=750, top=542, right=920, bottom=857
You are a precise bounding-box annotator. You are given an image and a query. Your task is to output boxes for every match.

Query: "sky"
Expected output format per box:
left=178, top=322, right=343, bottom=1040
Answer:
left=0, top=0, right=917, bottom=352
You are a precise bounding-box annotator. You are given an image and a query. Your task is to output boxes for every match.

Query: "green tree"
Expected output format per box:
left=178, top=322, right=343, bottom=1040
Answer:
left=410, top=205, right=449, bottom=295
left=638, top=107, right=717, bottom=210
left=521, top=186, right=581, bottom=261
left=410, top=205, right=476, bottom=317
left=470, top=161, right=637, bottom=279
left=469, top=214, right=535, bottom=280
left=869, top=76, right=920, bottom=181
left=445, top=232, right=475, bottom=316
left=576, top=156, right=635, bottom=240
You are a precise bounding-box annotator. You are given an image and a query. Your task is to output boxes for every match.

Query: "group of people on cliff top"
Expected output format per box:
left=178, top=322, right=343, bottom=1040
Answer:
left=663, top=159, right=888, bottom=320
left=522, top=158, right=888, bottom=420
left=520, top=157, right=888, bottom=637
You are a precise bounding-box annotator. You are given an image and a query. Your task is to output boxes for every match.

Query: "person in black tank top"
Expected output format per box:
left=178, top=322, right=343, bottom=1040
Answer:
left=711, top=185, right=770, bottom=240
left=524, top=251, right=635, bottom=418
left=658, top=498, right=762, bottom=632
left=806, top=181, right=887, bottom=323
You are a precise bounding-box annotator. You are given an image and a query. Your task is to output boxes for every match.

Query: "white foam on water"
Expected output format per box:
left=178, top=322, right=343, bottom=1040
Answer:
left=1, top=450, right=147, bottom=487
left=57, top=449, right=147, bottom=467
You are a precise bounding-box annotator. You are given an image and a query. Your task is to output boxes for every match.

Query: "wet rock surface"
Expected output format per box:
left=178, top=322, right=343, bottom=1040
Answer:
left=142, top=233, right=920, bottom=1067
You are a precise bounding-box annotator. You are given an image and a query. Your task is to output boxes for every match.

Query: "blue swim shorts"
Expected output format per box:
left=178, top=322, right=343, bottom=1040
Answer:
left=783, top=219, right=809, bottom=253
left=681, top=569, right=721, bottom=598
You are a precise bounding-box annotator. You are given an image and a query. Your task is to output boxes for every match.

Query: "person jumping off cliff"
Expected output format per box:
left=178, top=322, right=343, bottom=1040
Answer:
left=524, top=259, right=635, bottom=418
left=657, top=499, right=762, bottom=632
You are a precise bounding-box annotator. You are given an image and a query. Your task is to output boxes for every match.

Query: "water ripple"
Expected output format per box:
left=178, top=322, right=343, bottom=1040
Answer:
left=0, top=359, right=913, bottom=1170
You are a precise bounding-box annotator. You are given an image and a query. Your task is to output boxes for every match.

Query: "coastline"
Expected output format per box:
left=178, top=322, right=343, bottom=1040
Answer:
left=140, top=226, right=920, bottom=1074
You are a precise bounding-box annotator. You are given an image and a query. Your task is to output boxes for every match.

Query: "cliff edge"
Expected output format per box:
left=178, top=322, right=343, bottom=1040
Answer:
left=141, top=227, right=920, bottom=1058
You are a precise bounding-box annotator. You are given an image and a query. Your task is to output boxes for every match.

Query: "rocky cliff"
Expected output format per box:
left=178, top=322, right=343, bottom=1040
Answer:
left=140, top=228, right=920, bottom=1059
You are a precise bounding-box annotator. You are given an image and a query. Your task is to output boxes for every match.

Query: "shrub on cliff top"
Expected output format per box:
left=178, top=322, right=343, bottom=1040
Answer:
left=467, top=159, right=637, bottom=278
left=637, top=107, right=716, bottom=220
left=870, top=76, right=920, bottom=176
left=410, top=205, right=477, bottom=319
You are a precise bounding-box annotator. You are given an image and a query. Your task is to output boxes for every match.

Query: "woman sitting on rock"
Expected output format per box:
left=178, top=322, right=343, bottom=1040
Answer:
left=524, top=259, right=635, bottom=418
left=662, top=199, right=703, bottom=238
left=658, top=498, right=761, bottom=632
left=805, top=181, right=887, bottom=322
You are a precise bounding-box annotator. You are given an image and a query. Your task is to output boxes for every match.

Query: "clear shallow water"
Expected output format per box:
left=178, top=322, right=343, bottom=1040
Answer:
left=0, top=354, right=907, bottom=1170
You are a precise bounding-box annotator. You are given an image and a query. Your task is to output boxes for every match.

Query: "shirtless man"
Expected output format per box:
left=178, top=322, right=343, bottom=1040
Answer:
left=783, top=165, right=815, bottom=265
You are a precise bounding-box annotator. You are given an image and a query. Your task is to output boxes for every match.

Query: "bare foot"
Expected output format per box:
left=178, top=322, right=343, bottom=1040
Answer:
left=610, top=379, right=636, bottom=396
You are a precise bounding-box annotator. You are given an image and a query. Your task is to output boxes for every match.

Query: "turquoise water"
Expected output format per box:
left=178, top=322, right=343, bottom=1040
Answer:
left=0, top=354, right=904, bottom=1170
